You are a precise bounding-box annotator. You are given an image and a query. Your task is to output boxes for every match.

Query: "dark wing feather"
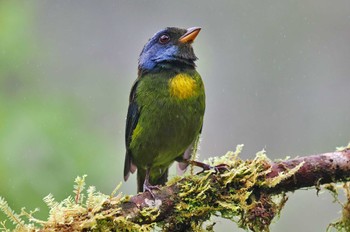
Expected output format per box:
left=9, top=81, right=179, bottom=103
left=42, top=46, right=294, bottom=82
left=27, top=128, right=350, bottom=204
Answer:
left=124, top=80, right=140, bottom=181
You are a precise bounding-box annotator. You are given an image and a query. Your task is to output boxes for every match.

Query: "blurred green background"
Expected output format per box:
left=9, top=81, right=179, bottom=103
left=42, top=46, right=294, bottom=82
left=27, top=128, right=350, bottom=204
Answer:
left=1, top=1, right=349, bottom=231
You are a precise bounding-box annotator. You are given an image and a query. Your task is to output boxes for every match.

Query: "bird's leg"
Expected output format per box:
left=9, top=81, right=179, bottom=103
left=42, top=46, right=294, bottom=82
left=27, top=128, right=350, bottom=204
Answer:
left=143, top=168, right=160, bottom=199
left=186, top=160, right=229, bottom=175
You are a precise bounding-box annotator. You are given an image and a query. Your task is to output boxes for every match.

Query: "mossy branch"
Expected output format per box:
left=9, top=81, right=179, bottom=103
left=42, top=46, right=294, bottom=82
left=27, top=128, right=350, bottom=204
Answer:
left=266, top=148, right=350, bottom=193
left=1, top=145, right=350, bottom=231
left=114, top=147, right=350, bottom=231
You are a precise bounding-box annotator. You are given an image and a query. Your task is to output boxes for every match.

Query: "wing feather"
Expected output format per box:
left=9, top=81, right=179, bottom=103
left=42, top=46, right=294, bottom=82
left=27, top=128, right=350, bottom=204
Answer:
left=124, top=80, right=140, bottom=181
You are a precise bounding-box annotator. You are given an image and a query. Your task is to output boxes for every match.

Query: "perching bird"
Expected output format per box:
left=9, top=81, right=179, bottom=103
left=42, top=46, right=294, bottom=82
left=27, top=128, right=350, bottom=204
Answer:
left=124, top=27, right=205, bottom=193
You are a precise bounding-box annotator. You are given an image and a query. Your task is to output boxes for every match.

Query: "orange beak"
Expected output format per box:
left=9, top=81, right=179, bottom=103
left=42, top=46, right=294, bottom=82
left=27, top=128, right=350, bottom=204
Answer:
left=178, top=27, right=201, bottom=43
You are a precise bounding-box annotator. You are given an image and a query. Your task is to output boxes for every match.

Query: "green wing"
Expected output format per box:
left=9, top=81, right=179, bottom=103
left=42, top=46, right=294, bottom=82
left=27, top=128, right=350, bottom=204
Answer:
left=124, top=80, right=140, bottom=181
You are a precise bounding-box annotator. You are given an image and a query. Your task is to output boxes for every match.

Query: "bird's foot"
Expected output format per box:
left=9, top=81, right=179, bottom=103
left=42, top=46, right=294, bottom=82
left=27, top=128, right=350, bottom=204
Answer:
left=189, top=160, right=229, bottom=175
left=143, top=182, right=161, bottom=199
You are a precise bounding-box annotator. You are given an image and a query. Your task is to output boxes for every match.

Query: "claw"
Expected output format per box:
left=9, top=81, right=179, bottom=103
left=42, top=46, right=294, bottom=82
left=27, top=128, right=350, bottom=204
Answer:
left=187, top=160, right=229, bottom=174
left=143, top=183, right=160, bottom=199
left=213, top=163, right=230, bottom=173
left=143, top=168, right=161, bottom=199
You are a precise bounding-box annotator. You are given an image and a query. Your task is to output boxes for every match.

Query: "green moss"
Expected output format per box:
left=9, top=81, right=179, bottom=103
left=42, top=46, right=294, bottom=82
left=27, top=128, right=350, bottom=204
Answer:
left=1, top=144, right=348, bottom=231
left=336, top=142, right=350, bottom=152
left=159, top=145, right=290, bottom=232
left=326, top=183, right=350, bottom=232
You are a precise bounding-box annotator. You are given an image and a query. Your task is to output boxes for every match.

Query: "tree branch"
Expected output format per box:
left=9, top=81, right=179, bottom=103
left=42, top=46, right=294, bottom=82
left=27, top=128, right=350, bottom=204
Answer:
left=116, top=148, right=350, bottom=229
left=2, top=147, right=350, bottom=231
left=265, top=149, right=350, bottom=193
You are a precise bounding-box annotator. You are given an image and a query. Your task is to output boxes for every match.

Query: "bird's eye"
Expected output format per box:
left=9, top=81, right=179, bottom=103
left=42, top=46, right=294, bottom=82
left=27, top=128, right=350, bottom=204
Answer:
left=159, top=34, right=170, bottom=44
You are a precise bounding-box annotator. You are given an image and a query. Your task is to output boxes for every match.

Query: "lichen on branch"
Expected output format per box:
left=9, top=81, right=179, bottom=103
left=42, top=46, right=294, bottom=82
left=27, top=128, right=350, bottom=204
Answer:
left=1, top=144, right=350, bottom=231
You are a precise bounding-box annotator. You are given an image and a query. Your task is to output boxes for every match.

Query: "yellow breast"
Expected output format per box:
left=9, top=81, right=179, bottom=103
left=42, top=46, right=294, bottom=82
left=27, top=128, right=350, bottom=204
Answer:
left=169, top=73, right=197, bottom=99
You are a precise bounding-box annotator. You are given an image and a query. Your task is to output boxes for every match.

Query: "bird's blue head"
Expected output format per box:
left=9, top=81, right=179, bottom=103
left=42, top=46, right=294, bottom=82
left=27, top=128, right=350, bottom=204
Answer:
left=138, top=27, right=201, bottom=74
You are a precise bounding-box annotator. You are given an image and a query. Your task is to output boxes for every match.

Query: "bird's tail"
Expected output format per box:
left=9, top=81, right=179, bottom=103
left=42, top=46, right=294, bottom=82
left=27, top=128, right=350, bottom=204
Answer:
left=137, top=169, right=168, bottom=193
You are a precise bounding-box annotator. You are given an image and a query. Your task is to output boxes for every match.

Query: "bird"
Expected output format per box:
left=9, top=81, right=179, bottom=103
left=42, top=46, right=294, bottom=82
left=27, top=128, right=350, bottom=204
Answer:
left=124, top=27, right=205, bottom=193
